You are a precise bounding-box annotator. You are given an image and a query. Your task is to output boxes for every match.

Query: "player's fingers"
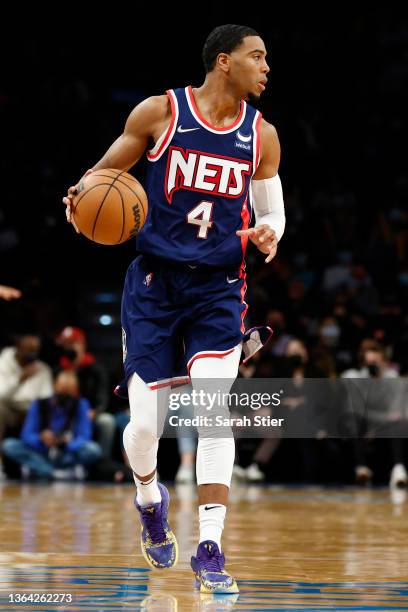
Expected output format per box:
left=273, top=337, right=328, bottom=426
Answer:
left=2, top=288, right=21, bottom=300
left=68, top=185, right=78, bottom=196
left=63, top=201, right=79, bottom=232
left=67, top=208, right=79, bottom=233
left=265, top=241, right=278, bottom=263
left=64, top=201, right=72, bottom=220
left=236, top=228, right=256, bottom=236
left=258, top=227, right=276, bottom=244
left=63, top=197, right=73, bottom=208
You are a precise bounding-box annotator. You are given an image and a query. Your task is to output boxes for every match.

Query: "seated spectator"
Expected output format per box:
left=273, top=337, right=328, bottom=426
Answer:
left=234, top=339, right=329, bottom=483
left=56, top=326, right=115, bottom=459
left=0, top=333, right=53, bottom=478
left=2, top=370, right=101, bottom=480
left=341, top=339, right=406, bottom=488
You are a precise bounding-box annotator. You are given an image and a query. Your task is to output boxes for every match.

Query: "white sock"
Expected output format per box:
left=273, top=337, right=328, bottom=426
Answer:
left=199, top=504, right=226, bottom=550
left=135, top=471, right=161, bottom=506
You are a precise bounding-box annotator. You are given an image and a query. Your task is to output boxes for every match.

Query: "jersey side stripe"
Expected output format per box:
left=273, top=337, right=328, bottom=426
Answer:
left=147, top=375, right=190, bottom=390
left=252, top=111, right=262, bottom=172
left=239, top=196, right=250, bottom=332
left=147, top=90, right=179, bottom=161
left=187, top=348, right=235, bottom=372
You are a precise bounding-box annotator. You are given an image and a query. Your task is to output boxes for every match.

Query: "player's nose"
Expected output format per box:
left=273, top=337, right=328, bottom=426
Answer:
left=263, top=60, right=270, bottom=74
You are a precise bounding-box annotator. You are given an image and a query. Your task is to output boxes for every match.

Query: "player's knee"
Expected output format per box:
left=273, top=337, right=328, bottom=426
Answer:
left=123, top=420, right=158, bottom=452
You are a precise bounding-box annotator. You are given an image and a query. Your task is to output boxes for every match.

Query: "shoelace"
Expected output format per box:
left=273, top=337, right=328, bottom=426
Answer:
left=141, top=505, right=166, bottom=543
left=200, top=549, right=224, bottom=573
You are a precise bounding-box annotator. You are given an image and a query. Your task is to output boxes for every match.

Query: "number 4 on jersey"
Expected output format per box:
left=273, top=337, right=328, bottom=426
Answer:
left=187, top=201, right=214, bottom=239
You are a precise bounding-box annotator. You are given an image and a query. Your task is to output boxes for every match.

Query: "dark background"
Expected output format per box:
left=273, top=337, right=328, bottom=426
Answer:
left=1, top=7, right=407, bottom=481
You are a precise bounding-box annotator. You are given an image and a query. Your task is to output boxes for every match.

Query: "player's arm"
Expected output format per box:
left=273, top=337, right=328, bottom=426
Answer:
left=237, top=120, right=284, bottom=263
left=63, top=95, right=171, bottom=231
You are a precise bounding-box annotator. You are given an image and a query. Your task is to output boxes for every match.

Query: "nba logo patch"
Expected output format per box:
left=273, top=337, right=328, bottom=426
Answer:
left=143, top=272, right=154, bottom=287
left=122, top=327, right=127, bottom=363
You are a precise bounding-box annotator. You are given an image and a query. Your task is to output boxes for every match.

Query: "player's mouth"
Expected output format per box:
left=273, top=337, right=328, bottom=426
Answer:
left=258, top=79, right=267, bottom=91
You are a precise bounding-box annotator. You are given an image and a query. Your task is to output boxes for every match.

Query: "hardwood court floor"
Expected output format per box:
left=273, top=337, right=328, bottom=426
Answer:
left=0, top=481, right=408, bottom=610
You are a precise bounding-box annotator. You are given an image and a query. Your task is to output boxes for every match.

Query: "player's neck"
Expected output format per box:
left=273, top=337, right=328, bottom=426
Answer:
left=193, top=76, right=242, bottom=128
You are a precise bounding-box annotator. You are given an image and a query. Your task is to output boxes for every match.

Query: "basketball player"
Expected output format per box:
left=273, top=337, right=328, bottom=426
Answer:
left=63, top=24, right=285, bottom=593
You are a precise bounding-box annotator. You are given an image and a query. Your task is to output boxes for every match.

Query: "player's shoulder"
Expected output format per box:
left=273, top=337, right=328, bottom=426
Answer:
left=135, top=94, right=171, bottom=120
left=126, top=94, right=171, bottom=136
left=259, top=118, right=279, bottom=141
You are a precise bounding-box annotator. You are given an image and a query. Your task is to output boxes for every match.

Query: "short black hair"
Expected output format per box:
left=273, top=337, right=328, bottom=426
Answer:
left=202, top=24, right=260, bottom=73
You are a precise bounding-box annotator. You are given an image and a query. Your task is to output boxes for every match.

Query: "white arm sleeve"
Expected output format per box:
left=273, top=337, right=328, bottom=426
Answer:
left=251, top=174, right=286, bottom=241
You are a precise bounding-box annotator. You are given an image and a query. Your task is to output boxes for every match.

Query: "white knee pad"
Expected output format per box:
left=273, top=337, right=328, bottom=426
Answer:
left=123, top=372, right=169, bottom=477
left=196, top=437, right=235, bottom=488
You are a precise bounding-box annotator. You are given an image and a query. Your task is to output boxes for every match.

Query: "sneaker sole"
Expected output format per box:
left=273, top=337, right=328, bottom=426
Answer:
left=194, top=575, right=239, bottom=594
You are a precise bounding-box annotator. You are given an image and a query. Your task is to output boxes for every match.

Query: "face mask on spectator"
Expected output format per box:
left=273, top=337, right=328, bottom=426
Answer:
left=61, top=348, right=78, bottom=361
left=367, top=364, right=380, bottom=377
left=55, top=393, right=75, bottom=407
left=21, top=351, right=39, bottom=364
left=286, top=354, right=304, bottom=368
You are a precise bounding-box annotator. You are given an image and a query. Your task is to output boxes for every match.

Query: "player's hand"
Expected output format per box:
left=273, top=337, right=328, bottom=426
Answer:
left=236, top=225, right=278, bottom=263
left=63, top=169, right=93, bottom=233
left=0, top=285, right=22, bottom=301
left=63, top=184, right=80, bottom=233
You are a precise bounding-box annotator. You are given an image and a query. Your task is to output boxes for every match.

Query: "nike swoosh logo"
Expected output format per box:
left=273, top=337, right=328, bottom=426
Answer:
left=177, top=125, right=200, bottom=133
left=204, top=505, right=222, bottom=511
left=237, top=130, right=252, bottom=143
left=227, top=276, right=240, bottom=284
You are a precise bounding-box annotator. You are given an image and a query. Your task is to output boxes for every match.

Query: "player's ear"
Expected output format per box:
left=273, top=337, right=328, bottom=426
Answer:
left=216, top=53, right=230, bottom=73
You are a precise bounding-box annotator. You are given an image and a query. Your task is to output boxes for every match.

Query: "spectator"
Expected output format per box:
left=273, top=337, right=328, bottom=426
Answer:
left=341, top=339, right=406, bottom=488
left=0, top=334, right=53, bottom=477
left=2, top=370, right=101, bottom=480
left=56, top=326, right=115, bottom=459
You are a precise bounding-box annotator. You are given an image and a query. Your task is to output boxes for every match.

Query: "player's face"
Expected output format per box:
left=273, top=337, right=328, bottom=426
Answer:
left=229, top=36, right=270, bottom=101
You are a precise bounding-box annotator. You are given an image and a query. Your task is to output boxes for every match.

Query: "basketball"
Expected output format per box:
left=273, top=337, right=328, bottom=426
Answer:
left=72, top=169, right=148, bottom=245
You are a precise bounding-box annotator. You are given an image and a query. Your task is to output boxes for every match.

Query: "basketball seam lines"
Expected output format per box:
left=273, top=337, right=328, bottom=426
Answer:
left=73, top=170, right=146, bottom=242
left=90, top=174, right=147, bottom=220
left=91, top=170, right=127, bottom=241
left=117, top=183, right=125, bottom=244
left=74, top=184, right=111, bottom=216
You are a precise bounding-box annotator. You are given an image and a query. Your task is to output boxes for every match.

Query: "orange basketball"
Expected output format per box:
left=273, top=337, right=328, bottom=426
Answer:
left=72, top=169, right=148, bottom=245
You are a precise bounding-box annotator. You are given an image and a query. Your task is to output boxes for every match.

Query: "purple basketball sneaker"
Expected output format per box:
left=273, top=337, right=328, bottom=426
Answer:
left=191, top=541, right=239, bottom=593
left=134, top=482, right=178, bottom=569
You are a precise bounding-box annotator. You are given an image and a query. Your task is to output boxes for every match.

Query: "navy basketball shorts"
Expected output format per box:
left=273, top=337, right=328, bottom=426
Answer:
left=120, top=255, right=247, bottom=390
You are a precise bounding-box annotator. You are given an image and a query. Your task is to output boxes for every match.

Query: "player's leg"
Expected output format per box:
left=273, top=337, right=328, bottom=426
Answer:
left=189, top=344, right=241, bottom=593
left=120, top=256, right=182, bottom=569
left=123, top=372, right=178, bottom=569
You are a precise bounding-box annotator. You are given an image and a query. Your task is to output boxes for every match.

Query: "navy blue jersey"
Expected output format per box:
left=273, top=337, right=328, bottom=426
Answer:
left=136, top=86, right=262, bottom=269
